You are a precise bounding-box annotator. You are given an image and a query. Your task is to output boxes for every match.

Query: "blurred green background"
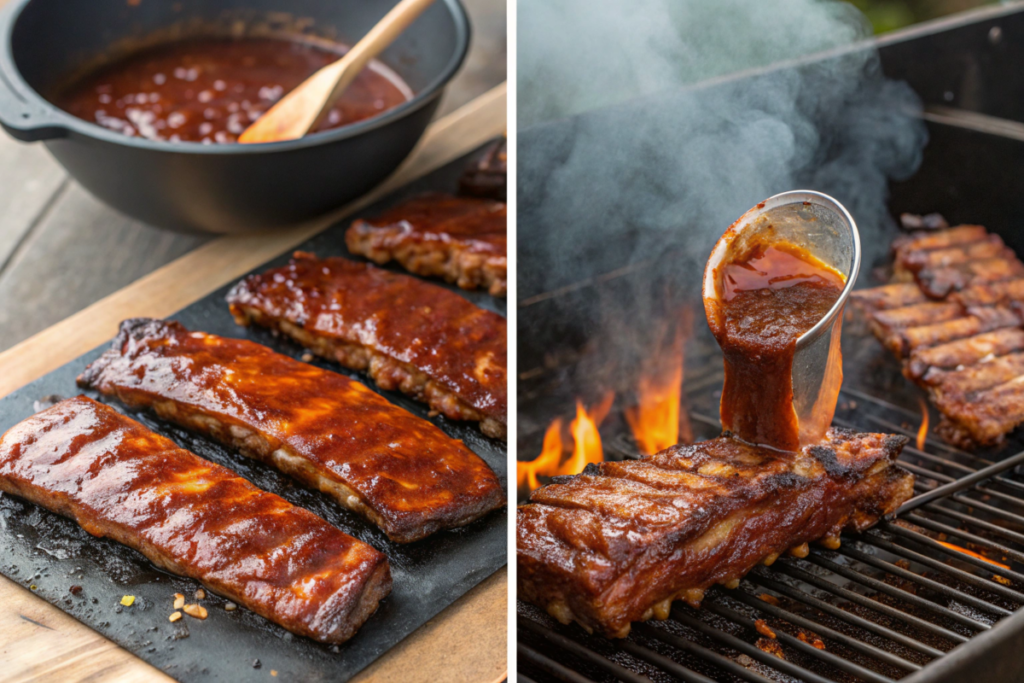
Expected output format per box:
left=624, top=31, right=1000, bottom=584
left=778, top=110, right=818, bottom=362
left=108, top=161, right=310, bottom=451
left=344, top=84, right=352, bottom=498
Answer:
left=848, top=0, right=998, bottom=33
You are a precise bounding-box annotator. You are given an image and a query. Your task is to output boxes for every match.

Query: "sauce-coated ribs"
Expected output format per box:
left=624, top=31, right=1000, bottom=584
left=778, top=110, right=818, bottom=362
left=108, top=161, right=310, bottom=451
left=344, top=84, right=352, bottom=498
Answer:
left=78, top=318, right=504, bottom=543
left=0, top=397, right=391, bottom=643
left=517, top=428, right=913, bottom=638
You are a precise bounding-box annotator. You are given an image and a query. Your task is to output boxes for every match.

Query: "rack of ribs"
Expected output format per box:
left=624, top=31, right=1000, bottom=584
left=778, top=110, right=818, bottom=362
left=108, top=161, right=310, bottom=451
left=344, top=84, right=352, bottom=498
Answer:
left=227, top=252, right=507, bottom=440
left=345, top=194, right=507, bottom=296
left=517, top=428, right=914, bottom=639
left=77, top=318, right=504, bottom=543
left=852, top=221, right=1024, bottom=446
left=459, top=137, right=507, bottom=201
left=0, top=396, right=391, bottom=643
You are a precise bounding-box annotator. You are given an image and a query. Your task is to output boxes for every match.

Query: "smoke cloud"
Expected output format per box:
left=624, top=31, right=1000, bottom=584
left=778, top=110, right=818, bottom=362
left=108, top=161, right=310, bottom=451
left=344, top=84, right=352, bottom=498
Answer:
left=517, top=0, right=928, bottom=390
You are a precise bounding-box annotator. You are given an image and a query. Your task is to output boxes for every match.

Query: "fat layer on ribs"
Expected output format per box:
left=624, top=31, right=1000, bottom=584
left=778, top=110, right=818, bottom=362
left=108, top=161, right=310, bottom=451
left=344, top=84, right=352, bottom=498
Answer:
left=0, top=396, right=391, bottom=643
left=517, top=428, right=913, bottom=638
left=345, top=194, right=507, bottom=296
left=226, top=252, right=508, bottom=440
left=77, top=318, right=504, bottom=543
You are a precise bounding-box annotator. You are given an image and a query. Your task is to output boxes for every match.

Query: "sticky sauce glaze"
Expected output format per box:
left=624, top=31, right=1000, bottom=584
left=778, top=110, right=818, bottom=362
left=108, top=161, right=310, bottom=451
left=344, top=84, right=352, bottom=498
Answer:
left=77, top=319, right=503, bottom=542
left=0, top=396, right=389, bottom=643
left=709, top=241, right=845, bottom=452
left=228, top=252, right=508, bottom=419
left=55, top=38, right=413, bottom=143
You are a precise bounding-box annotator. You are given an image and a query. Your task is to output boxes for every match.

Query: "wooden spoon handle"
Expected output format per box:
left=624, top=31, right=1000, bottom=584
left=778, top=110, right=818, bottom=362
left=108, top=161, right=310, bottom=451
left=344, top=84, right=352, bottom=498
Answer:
left=239, top=0, right=436, bottom=144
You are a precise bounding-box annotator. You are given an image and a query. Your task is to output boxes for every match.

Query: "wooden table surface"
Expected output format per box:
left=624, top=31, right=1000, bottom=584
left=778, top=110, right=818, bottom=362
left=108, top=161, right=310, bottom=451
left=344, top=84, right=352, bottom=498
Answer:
left=0, top=4, right=508, bottom=679
left=0, top=0, right=506, bottom=354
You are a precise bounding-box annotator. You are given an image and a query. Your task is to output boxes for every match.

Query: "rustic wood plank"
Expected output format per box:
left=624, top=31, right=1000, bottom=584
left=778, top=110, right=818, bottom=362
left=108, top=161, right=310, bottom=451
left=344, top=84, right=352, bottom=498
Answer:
left=0, top=183, right=210, bottom=351
left=0, top=136, right=67, bottom=274
left=0, top=82, right=507, bottom=682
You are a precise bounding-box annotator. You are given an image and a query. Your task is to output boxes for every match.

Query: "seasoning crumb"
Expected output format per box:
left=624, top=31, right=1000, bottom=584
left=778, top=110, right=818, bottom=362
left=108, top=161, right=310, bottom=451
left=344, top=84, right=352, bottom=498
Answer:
left=29, top=584, right=37, bottom=591
left=169, top=612, right=182, bottom=623
left=69, top=585, right=82, bottom=595
left=895, top=559, right=911, bottom=570
left=756, top=638, right=785, bottom=659
left=121, top=595, right=136, bottom=607
left=735, top=654, right=753, bottom=667
left=798, top=631, right=826, bottom=649
left=225, top=602, right=238, bottom=611
left=194, top=589, right=206, bottom=600
left=253, top=659, right=262, bottom=669
left=758, top=593, right=779, bottom=606
left=994, top=575, right=1012, bottom=586
left=173, top=593, right=185, bottom=610
left=754, top=619, right=776, bottom=639
left=183, top=604, right=208, bottom=619
left=300, top=352, right=314, bottom=362
left=271, top=671, right=278, bottom=678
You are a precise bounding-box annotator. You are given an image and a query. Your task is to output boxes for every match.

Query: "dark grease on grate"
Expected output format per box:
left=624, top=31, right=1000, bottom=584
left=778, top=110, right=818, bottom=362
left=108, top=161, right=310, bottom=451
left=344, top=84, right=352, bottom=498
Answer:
left=0, top=144, right=507, bottom=683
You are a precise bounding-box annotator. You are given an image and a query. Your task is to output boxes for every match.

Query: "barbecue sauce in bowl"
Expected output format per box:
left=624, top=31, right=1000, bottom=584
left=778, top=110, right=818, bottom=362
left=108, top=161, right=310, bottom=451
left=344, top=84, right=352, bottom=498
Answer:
left=707, top=240, right=845, bottom=452
left=55, top=38, right=412, bottom=144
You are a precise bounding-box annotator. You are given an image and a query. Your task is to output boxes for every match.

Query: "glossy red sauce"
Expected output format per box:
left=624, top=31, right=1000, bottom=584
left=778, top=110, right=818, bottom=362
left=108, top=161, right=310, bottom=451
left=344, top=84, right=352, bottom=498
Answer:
left=55, top=38, right=413, bottom=143
left=709, top=241, right=845, bottom=451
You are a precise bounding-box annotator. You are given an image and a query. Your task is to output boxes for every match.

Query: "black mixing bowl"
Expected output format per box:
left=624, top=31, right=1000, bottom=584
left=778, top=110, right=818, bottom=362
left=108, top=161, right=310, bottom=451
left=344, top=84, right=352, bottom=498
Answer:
left=0, top=0, right=469, bottom=233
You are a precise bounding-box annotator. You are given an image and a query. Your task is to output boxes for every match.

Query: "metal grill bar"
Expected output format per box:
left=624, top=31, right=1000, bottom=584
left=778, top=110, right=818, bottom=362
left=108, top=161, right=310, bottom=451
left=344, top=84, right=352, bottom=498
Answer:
left=670, top=606, right=838, bottom=683
left=703, top=601, right=897, bottom=683
left=878, top=524, right=1024, bottom=582
left=899, top=451, right=1024, bottom=513
left=728, top=588, right=922, bottom=672
left=519, top=642, right=599, bottom=683
left=802, top=554, right=991, bottom=630
left=921, top=502, right=1024, bottom=547
left=745, top=572, right=946, bottom=658
left=902, top=514, right=1024, bottom=565
left=774, top=562, right=969, bottom=643
left=519, top=618, right=652, bottom=683
left=631, top=622, right=774, bottom=683
left=825, top=546, right=1013, bottom=617
left=859, top=532, right=1024, bottom=601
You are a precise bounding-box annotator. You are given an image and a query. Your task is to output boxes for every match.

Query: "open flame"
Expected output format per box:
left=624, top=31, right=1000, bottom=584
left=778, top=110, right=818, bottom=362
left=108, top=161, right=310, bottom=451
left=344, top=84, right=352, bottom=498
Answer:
left=517, top=393, right=614, bottom=492
left=937, top=541, right=1010, bottom=571
left=627, top=312, right=693, bottom=454
left=916, top=397, right=929, bottom=451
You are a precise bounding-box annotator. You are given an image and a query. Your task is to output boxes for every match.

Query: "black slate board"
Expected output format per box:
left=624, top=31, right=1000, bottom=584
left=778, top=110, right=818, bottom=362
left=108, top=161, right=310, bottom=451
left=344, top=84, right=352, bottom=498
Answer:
left=0, top=144, right=507, bottom=682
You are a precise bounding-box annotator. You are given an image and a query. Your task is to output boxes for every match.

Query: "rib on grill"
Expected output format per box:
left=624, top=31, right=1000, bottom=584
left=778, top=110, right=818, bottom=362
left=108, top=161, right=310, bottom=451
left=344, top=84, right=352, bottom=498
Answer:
left=517, top=428, right=913, bottom=638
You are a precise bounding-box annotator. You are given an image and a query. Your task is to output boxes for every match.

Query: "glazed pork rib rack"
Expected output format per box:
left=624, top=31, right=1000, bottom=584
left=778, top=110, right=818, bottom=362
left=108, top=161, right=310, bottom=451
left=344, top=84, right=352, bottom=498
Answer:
left=0, top=397, right=391, bottom=644
left=852, top=222, right=1024, bottom=447
left=518, top=429, right=914, bottom=639
left=227, top=252, right=508, bottom=440
left=78, top=318, right=504, bottom=543
left=345, top=194, right=507, bottom=296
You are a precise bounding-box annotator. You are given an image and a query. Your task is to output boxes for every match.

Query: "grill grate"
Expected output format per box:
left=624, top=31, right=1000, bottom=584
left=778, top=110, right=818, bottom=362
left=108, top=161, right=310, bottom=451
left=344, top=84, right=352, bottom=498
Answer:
left=517, top=330, right=1024, bottom=683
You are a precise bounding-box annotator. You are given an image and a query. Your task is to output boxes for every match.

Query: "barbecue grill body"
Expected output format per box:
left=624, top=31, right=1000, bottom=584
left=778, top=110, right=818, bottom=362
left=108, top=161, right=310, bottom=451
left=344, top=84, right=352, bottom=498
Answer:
left=518, top=5, right=1024, bottom=682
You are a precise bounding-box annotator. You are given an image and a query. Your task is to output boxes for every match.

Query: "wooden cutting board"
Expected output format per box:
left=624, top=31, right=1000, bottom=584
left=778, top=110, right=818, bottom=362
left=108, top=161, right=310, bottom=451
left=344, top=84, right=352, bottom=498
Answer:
left=0, top=83, right=508, bottom=683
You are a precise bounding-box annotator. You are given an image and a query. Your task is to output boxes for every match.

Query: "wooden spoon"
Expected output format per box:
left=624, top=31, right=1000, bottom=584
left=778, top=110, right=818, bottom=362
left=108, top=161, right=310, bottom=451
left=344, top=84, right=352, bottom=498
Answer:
left=239, top=0, right=436, bottom=144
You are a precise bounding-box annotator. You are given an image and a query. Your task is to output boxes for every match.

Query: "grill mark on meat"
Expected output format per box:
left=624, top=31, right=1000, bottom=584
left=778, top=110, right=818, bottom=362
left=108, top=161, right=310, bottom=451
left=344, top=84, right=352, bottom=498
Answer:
left=0, top=397, right=391, bottom=643
left=899, top=235, right=1009, bottom=273
left=226, top=252, right=507, bottom=440
left=516, top=429, right=913, bottom=638
left=345, top=194, right=507, bottom=296
left=850, top=282, right=929, bottom=312
left=907, top=328, right=1024, bottom=380
left=77, top=318, right=504, bottom=543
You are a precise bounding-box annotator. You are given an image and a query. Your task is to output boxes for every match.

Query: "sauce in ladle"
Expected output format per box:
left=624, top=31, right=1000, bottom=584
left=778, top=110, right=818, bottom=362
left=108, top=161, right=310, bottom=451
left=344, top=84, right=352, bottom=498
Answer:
left=707, top=239, right=845, bottom=452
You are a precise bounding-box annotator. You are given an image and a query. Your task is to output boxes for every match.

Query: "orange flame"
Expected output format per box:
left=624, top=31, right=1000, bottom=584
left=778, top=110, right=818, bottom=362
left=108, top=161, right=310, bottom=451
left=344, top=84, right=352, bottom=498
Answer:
left=517, top=392, right=614, bottom=493
left=916, top=398, right=929, bottom=451
left=938, top=541, right=1010, bottom=570
left=626, top=313, right=693, bottom=454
